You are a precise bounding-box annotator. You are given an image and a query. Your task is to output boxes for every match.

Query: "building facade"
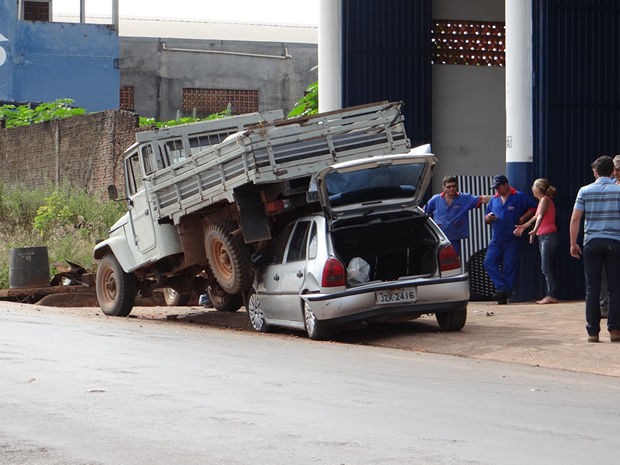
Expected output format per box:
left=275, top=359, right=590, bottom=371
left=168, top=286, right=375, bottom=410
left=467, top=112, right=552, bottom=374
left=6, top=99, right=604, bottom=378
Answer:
left=0, top=0, right=119, bottom=112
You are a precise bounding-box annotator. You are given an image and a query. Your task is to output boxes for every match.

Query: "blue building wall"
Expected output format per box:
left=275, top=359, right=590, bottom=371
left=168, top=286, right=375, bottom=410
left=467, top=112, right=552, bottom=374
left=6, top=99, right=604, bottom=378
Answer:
left=0, top=0, right=119, bottom=111
left=533, top=0, right=620, bottom=300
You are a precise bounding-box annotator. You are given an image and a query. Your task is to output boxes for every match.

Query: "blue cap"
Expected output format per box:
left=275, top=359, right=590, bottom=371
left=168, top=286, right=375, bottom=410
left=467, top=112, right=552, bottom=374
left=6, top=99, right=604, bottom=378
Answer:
left=492, top=174, right=509, bottom=189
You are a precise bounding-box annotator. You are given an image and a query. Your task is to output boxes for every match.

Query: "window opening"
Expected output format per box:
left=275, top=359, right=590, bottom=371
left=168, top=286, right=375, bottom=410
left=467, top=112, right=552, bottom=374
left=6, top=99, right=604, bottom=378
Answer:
left=182, top=88, right=259, bottom=116
left=286, top=221, right=311, bottom=263
left=431, top=20, right=505, bottom=67
left=164, top=139, right=187, bottom=165
left=126, top=151, right=143, bottom=195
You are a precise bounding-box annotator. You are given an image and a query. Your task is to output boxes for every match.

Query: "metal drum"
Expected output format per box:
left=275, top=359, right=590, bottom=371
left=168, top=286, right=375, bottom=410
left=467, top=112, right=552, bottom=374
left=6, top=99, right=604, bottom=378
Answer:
left=8, top=246, right=50, bottom=289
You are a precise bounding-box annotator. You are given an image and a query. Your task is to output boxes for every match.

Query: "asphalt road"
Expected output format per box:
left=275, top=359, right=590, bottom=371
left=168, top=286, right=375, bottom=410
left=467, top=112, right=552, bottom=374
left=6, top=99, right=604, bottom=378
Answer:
left=1, top=300, right=619, bottom=465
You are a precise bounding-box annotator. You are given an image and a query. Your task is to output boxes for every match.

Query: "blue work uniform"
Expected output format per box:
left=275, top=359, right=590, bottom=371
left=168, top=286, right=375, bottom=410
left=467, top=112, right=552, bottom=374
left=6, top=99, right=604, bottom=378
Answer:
left=484, top=188, right=536, bottom=294
left=425, top=192, right=481, bottom=255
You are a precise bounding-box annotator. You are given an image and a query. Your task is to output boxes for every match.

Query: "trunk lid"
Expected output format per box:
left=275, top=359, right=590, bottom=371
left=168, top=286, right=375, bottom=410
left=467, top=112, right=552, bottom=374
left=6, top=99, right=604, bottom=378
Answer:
left=311, top=148, right=436, bottom=220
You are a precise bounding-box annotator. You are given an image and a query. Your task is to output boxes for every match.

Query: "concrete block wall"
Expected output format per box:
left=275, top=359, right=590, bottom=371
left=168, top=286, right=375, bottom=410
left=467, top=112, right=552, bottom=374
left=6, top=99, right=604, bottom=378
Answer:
left=0, top=111, right=139, bottom=195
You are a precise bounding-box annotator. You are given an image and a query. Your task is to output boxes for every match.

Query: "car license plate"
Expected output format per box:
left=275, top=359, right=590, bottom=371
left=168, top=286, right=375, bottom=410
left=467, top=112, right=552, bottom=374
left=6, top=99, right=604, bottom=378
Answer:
left=375, top=287, right=416, bottom=304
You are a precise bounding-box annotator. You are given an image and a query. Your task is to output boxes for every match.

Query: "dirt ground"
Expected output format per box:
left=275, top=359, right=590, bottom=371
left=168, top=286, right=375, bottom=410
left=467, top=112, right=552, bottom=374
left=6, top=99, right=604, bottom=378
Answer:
left=2, top=296, right=618, bottom=378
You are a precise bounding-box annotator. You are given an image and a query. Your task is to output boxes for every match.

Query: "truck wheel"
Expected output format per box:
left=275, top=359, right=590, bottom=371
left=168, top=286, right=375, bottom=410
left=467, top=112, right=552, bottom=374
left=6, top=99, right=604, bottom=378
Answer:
left=96, top=254, right=136, bottom=317
left=208, top=284, right=242, bottom=312
left=436, top=305, right=467, bottom=331
left=204, top=222, right=253, bottom=294
left=163, top=287, right=190, bottom=306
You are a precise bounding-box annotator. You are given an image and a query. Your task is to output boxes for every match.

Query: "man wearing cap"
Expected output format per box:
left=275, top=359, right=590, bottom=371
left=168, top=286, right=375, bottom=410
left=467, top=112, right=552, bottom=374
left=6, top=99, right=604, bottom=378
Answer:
left=425, top=175, right=491, bottom=257
left=484, top=174, right=537, bottom=304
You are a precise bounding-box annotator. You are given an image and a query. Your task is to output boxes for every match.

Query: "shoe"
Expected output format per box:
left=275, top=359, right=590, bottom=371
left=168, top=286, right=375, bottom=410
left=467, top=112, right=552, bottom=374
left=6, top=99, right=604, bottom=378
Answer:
left=588, top=334, right=600, bottom=343
left=198, top=294, right=212, bottom=308
left=496, top=290, right=510, bottom=305
left=536, top=296, right=558, bottom=304
left=610, top=330, right=620, bottom=342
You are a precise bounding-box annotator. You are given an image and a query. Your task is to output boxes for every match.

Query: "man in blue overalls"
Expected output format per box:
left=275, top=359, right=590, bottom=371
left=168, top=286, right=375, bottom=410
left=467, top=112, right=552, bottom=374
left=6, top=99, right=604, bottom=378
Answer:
left=484, top=175, right=537, bottom=304
left=425, top=175, right=490, bottom=257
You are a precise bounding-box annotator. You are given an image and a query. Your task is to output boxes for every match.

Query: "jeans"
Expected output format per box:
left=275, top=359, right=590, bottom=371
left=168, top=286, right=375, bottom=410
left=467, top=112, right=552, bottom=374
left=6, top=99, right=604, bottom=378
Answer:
left=537, top=232, right=558, bottom=298
left=583, top=238, right=620, bottom=336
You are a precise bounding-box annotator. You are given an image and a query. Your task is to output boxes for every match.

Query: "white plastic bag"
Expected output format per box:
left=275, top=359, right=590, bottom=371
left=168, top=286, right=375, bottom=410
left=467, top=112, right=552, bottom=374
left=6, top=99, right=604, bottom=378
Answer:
left=347, top=257, right=371, bottom=285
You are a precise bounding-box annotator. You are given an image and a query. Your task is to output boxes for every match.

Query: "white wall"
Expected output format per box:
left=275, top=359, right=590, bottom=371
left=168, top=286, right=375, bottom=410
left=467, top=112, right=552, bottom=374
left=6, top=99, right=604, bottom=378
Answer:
left=431, top=0, right=505, bottom=192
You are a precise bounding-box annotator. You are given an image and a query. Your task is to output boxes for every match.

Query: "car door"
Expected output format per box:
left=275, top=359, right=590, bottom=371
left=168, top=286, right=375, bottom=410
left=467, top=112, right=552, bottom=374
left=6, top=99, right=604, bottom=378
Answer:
left=258, top=222, right=294, bottom=319
left=260, top=220, right=311, bottom=323
left=272, top=220, right=312, bottom=322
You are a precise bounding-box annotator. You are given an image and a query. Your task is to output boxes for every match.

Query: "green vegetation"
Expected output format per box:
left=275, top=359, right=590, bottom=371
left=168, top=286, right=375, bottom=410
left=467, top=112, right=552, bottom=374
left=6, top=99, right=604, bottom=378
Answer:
left=0, top=184, right=125, bottom=289
left=288, top=68, right=318, bottom=118
left=0, top=99, right=86, bottom=128
left=139, top=105, right=233, bottom=128
left=0, top=98, right=233, bottom=129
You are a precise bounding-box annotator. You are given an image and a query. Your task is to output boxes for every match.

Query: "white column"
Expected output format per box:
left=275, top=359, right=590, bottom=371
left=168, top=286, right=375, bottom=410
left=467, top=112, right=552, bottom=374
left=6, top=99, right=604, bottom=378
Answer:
left=318, top=0, right=342, bottom=112
left=505, top=0, right=533, bottom=164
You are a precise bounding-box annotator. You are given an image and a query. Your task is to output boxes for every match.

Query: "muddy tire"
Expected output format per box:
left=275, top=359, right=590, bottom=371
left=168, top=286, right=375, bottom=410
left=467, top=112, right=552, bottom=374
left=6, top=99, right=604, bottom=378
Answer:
left=208, top=284, right=243, bottom=312
left=96, top=254, right=136, bottom=317
left=163, top=287, right=190, bottom=306
left=204, top=222, right=253, bottom=295
left=436, top=305, right=467, bottom=331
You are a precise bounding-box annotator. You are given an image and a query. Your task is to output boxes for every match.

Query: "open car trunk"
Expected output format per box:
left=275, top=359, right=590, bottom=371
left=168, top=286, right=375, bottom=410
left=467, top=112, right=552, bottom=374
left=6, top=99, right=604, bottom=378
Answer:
left=330, top=210, right=439, bottom=284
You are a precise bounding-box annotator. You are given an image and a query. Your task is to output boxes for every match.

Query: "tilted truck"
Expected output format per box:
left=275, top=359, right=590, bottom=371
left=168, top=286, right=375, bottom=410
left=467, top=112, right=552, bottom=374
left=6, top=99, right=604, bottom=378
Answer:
left=94, top=101, right=411, bottom=316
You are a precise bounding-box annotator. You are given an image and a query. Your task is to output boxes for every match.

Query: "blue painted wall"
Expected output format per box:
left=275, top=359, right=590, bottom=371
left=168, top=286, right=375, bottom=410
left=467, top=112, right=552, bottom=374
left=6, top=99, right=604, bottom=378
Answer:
left=0, top=0, right=119, bottom=111
left=341, top=0, right=432, bottom=148
left=533, top=0, right=620, bottom=300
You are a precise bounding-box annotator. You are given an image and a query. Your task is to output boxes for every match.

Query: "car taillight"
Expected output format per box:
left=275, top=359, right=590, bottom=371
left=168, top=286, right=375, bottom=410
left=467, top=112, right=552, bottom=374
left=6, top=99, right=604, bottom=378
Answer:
left=321, top=258, right=346, bottom=287
left=439, top=245, right=461, bottom=272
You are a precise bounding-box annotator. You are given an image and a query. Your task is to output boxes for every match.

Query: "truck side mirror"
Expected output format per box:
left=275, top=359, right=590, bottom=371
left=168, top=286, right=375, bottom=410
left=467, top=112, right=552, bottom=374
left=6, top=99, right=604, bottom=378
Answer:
left=107, top=185, right=119, bottom=201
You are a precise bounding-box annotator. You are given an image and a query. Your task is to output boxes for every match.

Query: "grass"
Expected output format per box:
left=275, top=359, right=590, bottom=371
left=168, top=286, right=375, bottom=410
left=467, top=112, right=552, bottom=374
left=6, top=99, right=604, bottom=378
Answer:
left=0, top=183, right=125, bottom=290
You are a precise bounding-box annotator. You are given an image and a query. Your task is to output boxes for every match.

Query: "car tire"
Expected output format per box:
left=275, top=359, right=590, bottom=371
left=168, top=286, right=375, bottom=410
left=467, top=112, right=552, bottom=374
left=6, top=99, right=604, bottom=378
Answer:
left=204, top=221, right=253, bottom=295
left=208, top=284, right=243, bottom=312
left=303, top=300, right=331, bottom=340
left=163, top=287, right=190, bottom=306
left=96, top=254, right=136, bottom=317
left=435, top=305, right=467, bottom=331
left=246, top=288, right=270, bottom=332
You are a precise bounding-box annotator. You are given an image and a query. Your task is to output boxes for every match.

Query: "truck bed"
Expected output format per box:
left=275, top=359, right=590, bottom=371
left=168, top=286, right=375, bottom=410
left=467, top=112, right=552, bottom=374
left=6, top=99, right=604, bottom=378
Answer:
left=146, top=101, right=410, bottom=224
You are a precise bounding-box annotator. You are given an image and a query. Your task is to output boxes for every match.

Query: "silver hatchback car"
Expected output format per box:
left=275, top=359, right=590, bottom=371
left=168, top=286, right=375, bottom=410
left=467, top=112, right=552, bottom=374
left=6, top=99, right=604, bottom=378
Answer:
left=245, top=151, right=470, bottom=339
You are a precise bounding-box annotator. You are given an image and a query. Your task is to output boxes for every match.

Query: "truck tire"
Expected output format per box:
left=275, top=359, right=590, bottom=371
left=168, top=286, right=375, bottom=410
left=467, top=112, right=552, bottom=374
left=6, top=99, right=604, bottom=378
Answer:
left=96, top=254, right=136, bottom=317
left=208, top=284, right=243, bottom=312
left=204, top=221, right=253, bottom=295
left=163, top=287, right=190, bottom=306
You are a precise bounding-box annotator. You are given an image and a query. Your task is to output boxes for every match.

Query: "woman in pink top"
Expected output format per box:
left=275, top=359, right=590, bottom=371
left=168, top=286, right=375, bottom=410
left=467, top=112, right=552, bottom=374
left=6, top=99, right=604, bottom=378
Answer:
left=514, top=178, right=559, bottom=304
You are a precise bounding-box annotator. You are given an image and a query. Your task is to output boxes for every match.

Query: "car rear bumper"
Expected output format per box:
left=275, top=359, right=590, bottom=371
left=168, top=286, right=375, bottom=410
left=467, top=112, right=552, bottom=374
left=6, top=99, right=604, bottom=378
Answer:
left=303, top=275, right=469, bottom=325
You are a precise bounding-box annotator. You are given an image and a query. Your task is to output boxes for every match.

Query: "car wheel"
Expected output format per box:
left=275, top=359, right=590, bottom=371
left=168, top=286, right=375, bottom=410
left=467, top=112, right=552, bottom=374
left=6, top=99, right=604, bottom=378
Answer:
left=163, top=287, right=190, bottom=306
left=96, top=254, right=136, bottom=317
left=303, top=300, right=331, bottom=340
left=435, top=305, right=467, bottom=331
left=208, top=283, right=242, bottom=312
left=246, top=288, right=270, bottom=332
left=204, top=221, right=253, bottom=295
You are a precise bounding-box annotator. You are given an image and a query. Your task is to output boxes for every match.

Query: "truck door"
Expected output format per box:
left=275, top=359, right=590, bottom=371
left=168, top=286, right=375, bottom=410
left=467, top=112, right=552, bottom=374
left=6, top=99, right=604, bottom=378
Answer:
left=125, top=149, right=156, bottom=254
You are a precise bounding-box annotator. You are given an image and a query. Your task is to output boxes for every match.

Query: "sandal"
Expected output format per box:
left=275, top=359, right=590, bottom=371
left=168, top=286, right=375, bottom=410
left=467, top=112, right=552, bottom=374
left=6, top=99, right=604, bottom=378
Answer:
left=536, top=296, right=558, bottom=304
